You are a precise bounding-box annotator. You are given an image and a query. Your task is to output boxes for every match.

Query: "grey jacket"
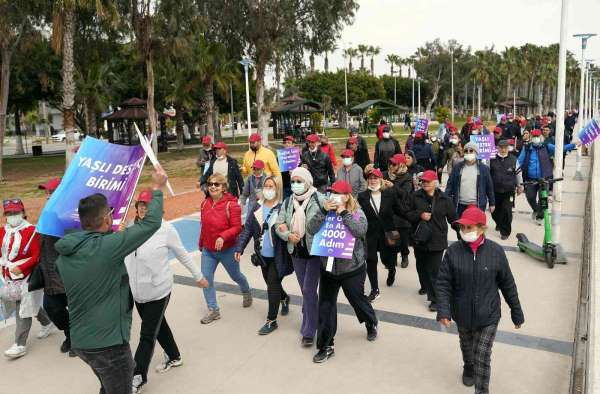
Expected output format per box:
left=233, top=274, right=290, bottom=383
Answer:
left=240, top=173, right=267, bottom=208
left=336, top=164, right=367, bottom=197
left=275, top=191, right=327, bottom=254
left=307, top=208, right=368, bottom=277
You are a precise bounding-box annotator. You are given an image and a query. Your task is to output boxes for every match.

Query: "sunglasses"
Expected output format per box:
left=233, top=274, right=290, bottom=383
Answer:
left=291, top=180, right=304, bottom=185
left=3, top=199, right=21, bottom=207
left=207, top=182, right=222, bottom=187
left=465, top=149, right=477, bottom=153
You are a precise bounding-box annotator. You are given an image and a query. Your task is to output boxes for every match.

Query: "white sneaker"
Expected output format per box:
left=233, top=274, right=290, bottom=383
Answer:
left=132, top=374, right=145, bottom=394
left=4, top=344, right=27, bottom=359
left=37, top=323, right=57, bottom=339
left=155, top=353, right=183, bottom=373
left=536, top=218, right=543, bottom=226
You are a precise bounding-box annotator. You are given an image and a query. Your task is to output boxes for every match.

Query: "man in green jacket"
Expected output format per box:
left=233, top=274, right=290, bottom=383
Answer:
left=56, top=167, right=167, bottom=394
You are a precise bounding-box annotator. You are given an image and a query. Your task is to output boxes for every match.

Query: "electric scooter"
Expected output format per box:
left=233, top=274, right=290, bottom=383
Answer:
left=516, top=177, right=566, bottom=269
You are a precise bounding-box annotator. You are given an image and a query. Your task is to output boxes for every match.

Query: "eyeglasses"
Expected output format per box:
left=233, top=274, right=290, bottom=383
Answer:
left=207, top=182, right=222, bottom=187
left=290, top=180, right=304, bottom=185
left=3, top=199, right=21, bottom=207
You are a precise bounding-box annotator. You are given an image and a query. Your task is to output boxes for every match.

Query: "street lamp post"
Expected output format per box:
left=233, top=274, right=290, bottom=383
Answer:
left=411, top=71, right=415, bottom=116
left=573, top=33, right=596, bottom=180
left=344, top=67, right=349, bottom=127
left=230, top=82, right=235, bottom=143
left=417, top=77, right=421, bottom=118
left=239, top=58, right=253, bottom=138
left=551, top=0, right=569, bottom=259
left=450, top=49, right=455, bottom=123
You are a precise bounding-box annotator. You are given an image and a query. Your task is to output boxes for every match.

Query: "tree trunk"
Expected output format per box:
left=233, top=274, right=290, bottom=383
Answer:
left=360, top=55, right=364, bottom=70
left=309, top=52, right=315, bottom=72
left=370, top=57, right=374, bottom=75
left=175, top=104, right=184, bottom=151
left=0, top=46, right=12, bottom=181
left=506, top=74, right=511, bottom=99
left=349, top=59, right=353, bottom=73
left=41, top=101, right=50, bottom=143
left=62, top=8, right=77, bottom=167
left=213, top=107, right=221, bottom=141
left=15, top=109, right=24, bottom=155
left=84, top=97, right=97, bottom=137
left=275, top=56, right=282, bottom=98
left=324, top=53, right=329, bottom=73
left=478, top=83, right=482, bottom=117
left=425, top=68, right=443, bottom=117
left=146, top=51, right=158, bottom=155
left=537, top=83, right=543, bottom=115
left=204, top=78, right=215, bottom=138
left=255, top=60, right=269, bottom=144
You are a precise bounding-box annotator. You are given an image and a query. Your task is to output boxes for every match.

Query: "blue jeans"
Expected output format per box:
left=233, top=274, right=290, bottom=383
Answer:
left=201, top=247, right=251, bottom=310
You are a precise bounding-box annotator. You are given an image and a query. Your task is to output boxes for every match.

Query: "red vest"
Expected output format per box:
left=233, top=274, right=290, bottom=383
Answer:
left=0, top=225, right=41, bottom=280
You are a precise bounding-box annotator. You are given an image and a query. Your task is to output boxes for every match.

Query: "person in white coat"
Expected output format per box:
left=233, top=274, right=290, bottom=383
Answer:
left=124, top=189, right=208, bottom=394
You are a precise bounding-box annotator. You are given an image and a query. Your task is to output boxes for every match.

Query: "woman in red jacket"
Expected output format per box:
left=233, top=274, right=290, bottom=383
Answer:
left=199, top=174, right=252, bottom=324
left=1, top=199, right=53, bottom=359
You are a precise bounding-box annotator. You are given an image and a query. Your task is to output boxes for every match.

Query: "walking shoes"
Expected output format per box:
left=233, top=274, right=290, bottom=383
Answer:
left=258, top=320, right=278, bottom=335
left=280, top=295, right=290, bottom=316
left=201, top=309, right=221, bottom=324
left=37, top=322, right=57, bottom=339
left=242, top=292, right=253, bottom=308
left=313, top=346, right=335, bottom=363
left=4, top=344, right=27, bottom=359
left=155, top=353, right=184, bottom=373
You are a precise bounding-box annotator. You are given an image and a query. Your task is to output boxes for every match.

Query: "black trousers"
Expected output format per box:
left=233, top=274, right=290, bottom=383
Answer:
left=134, top=295, right=180, bottom=382
left=43, top=293, right=70, bottom=339
left=316, top=268, right=377, bottom=350
left=414, top=249, right=444, bottom=304
left=399, top=227, right=411, bottom=258
left=491, top=192, right=514, bottom=236
left=366, top=237, right=397, bottom=292
left=261, top=257, right=288, bottom=321
left=524, top=184, right=543, bottom=219
left=74, top=343, right=135, bottom=394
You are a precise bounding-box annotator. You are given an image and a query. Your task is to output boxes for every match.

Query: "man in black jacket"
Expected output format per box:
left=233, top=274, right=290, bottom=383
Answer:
left=437, top=206, right=524, bottom=393
left=489, top=140, right=523, bottom=240
left=347, top=130, right=371, bottom=170
left=200, top=141, right=244, bottom=197
left=301, top=133, right=335, bottom=192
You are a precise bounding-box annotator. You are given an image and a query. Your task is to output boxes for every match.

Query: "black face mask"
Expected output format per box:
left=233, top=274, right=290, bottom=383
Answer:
left=250, top=146, right=259, bottom=152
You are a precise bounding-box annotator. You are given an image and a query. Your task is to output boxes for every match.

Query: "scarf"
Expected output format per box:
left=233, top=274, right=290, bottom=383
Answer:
left=1, top=220, right=32, bottom=265
left=291, top=186, right=316, bottom=238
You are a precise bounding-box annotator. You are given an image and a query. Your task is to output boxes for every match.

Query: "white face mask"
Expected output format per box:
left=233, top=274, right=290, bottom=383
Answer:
left=430, top=137, right=437, bottom=142
left=216, top=154, right=225, bottom=160
left=464, top=153, right=477, bottom=162
left=471, top=130, right=480, bottom=135
left=460, top=230, right=480, bottom=243
left=262, top=188, right=276, bottom=201
left=291, top=182, right=306, bottom=195
left=342, top=157, right=353, bottom=166
left=532, top=137, right=542, bottom=145
left=368, top=184, right=381, bottom=192
left=309, top=147, right=318, bottom=153
left=6, top=215, right=24, bottom=228
left=450, top=139, right=459, bottom=145
left=382, top=132, right=390, bottom=139
left=330, top=194, right=342, bottom=205
left=508, top=146, right=514, bottom=152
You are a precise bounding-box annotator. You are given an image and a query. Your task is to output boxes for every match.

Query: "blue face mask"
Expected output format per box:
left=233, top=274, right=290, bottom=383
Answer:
left=291, top=182, right=306, bottom=195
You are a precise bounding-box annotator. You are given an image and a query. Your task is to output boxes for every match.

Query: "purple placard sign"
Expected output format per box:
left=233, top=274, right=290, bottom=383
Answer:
left=470, top=134, right=497, bottom=160
left=415, top=118, right=429, bottom=134
left=309, top=212, right=356, bottom=259
left=579, top=119, right=600, bottom=146
left=277, top=147, right=300, bottom=172
left=37, top=137, right=146, bottom=237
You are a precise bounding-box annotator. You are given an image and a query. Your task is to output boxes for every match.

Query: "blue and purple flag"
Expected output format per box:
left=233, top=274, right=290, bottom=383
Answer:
left=277, top=147, right=300, bottom=172
left=309, top=212, right=356, bottom=259
left=579, top=119, right=600, bottom=146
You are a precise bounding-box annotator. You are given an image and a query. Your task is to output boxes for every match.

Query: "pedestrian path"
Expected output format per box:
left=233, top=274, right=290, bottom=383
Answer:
left=0, top=154, right=589, bottom=394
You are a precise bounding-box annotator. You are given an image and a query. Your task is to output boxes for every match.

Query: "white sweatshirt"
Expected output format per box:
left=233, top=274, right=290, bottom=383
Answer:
left=125, top=220, right=203, bottom=303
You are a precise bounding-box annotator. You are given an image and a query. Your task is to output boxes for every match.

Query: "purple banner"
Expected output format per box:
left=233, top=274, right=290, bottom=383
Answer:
left=277, top=147, right=300, bottom=172
left=37, top=137, right=146, bottom=237
left=470, top=134, right=497, bottom=160
left=579, top=119, right=600, bottom=146
left=309, top=212, right=356, bottom=259
left=415, top=118, right=429, bottom=134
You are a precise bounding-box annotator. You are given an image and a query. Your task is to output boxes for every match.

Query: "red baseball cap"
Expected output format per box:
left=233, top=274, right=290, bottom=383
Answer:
left=38, top=178, right=61, bottom=192
left=420, top=170, right=437, bottom=182
left=341, top=149, right=354, bottom=157
left=136, top=188, right=153, bottom=204
left=347, top=137, right=358, bottom=145
left=389, top=153, right=406, bottom=165
left=508, top=138, right=516, bottom=145
left=213, top=141, right=227, bottom=149
left=531, top=129, right=542, bottom=137
left=367, top=168, right=383, bottom=178
left=284, top=135, right=295, bottom=142
left=306, top=134, right=320, bottom=143
left=415, top=131, right=425, bottom=138
left=249, top=133, right=262, bottom=143
left=328, top=180, right=353, bottom=194
left=494, top=127, right=502, bottom=135
left=201, top=135, right=212, bottom=145
left=252, top=159, right=265, bottom=169
left=454, top=205, right=487, bottom=226
left=3, top=198, right=25, bottom=214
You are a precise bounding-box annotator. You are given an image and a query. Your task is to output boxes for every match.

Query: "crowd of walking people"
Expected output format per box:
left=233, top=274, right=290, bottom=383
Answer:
left=0, top=109, right=582, bottom=394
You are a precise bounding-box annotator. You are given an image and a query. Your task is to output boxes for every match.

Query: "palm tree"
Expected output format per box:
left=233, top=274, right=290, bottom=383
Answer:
left=386, top=54, right=401, bottom=76
left=52, top=0, right=118, bottom=166
left=76, top=61, right=119, bottom=138
left=357, top=44, right=368, bottom=70
left=369, top=45, right=380, bottom=75
left=323, top=42, right=337, bottom=73
left=470, top=50, right=492, bottom=116
left=343, top=47, right=358, bottom=73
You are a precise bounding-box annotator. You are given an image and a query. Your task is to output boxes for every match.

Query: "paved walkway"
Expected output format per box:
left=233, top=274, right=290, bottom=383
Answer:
left=0, top=154, right=589, bottom=394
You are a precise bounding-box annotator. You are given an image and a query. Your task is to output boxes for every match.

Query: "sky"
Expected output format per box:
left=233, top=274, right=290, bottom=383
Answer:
left=270, top=0, right=600, bottom=83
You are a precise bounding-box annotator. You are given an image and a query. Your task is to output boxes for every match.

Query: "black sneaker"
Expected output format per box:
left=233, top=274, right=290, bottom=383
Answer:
left=60, top=339, right=70, bottom=354
left=428, top=302, right=438, bottom=312
left=301, top=337, right=314, bottom=347
left=400, top=256, right=409, bottom=268
left=313, top=347, right=334, bottom=363
left=386, top=268, right=396, bottom=287
left=258, top=320, right=278, bottom=335
left=418, top=288, right=427, bottom=295
left=501, top=234, right=509, bottom=240
left=462, top=365, right=475, bottom=387
left=280, top=296, right=290, bottom=316
left=367, top=290, right=380, bottom=303
left=366, top=323, right=378, bottom=341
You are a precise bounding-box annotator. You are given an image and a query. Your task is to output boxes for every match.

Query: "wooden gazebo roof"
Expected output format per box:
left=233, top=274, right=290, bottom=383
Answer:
left=102, top=97, right=148, bottom=120
left=350, top=99, right=409, bottom=113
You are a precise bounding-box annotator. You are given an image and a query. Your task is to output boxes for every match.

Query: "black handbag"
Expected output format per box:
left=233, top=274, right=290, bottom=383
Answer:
left=413, top=195, right=435, bottom=245
left=370, top=193, right=401, bottom=247
left=27, top=265, right=45, bottom=292
left=250, top=206, right=276, bottom=268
